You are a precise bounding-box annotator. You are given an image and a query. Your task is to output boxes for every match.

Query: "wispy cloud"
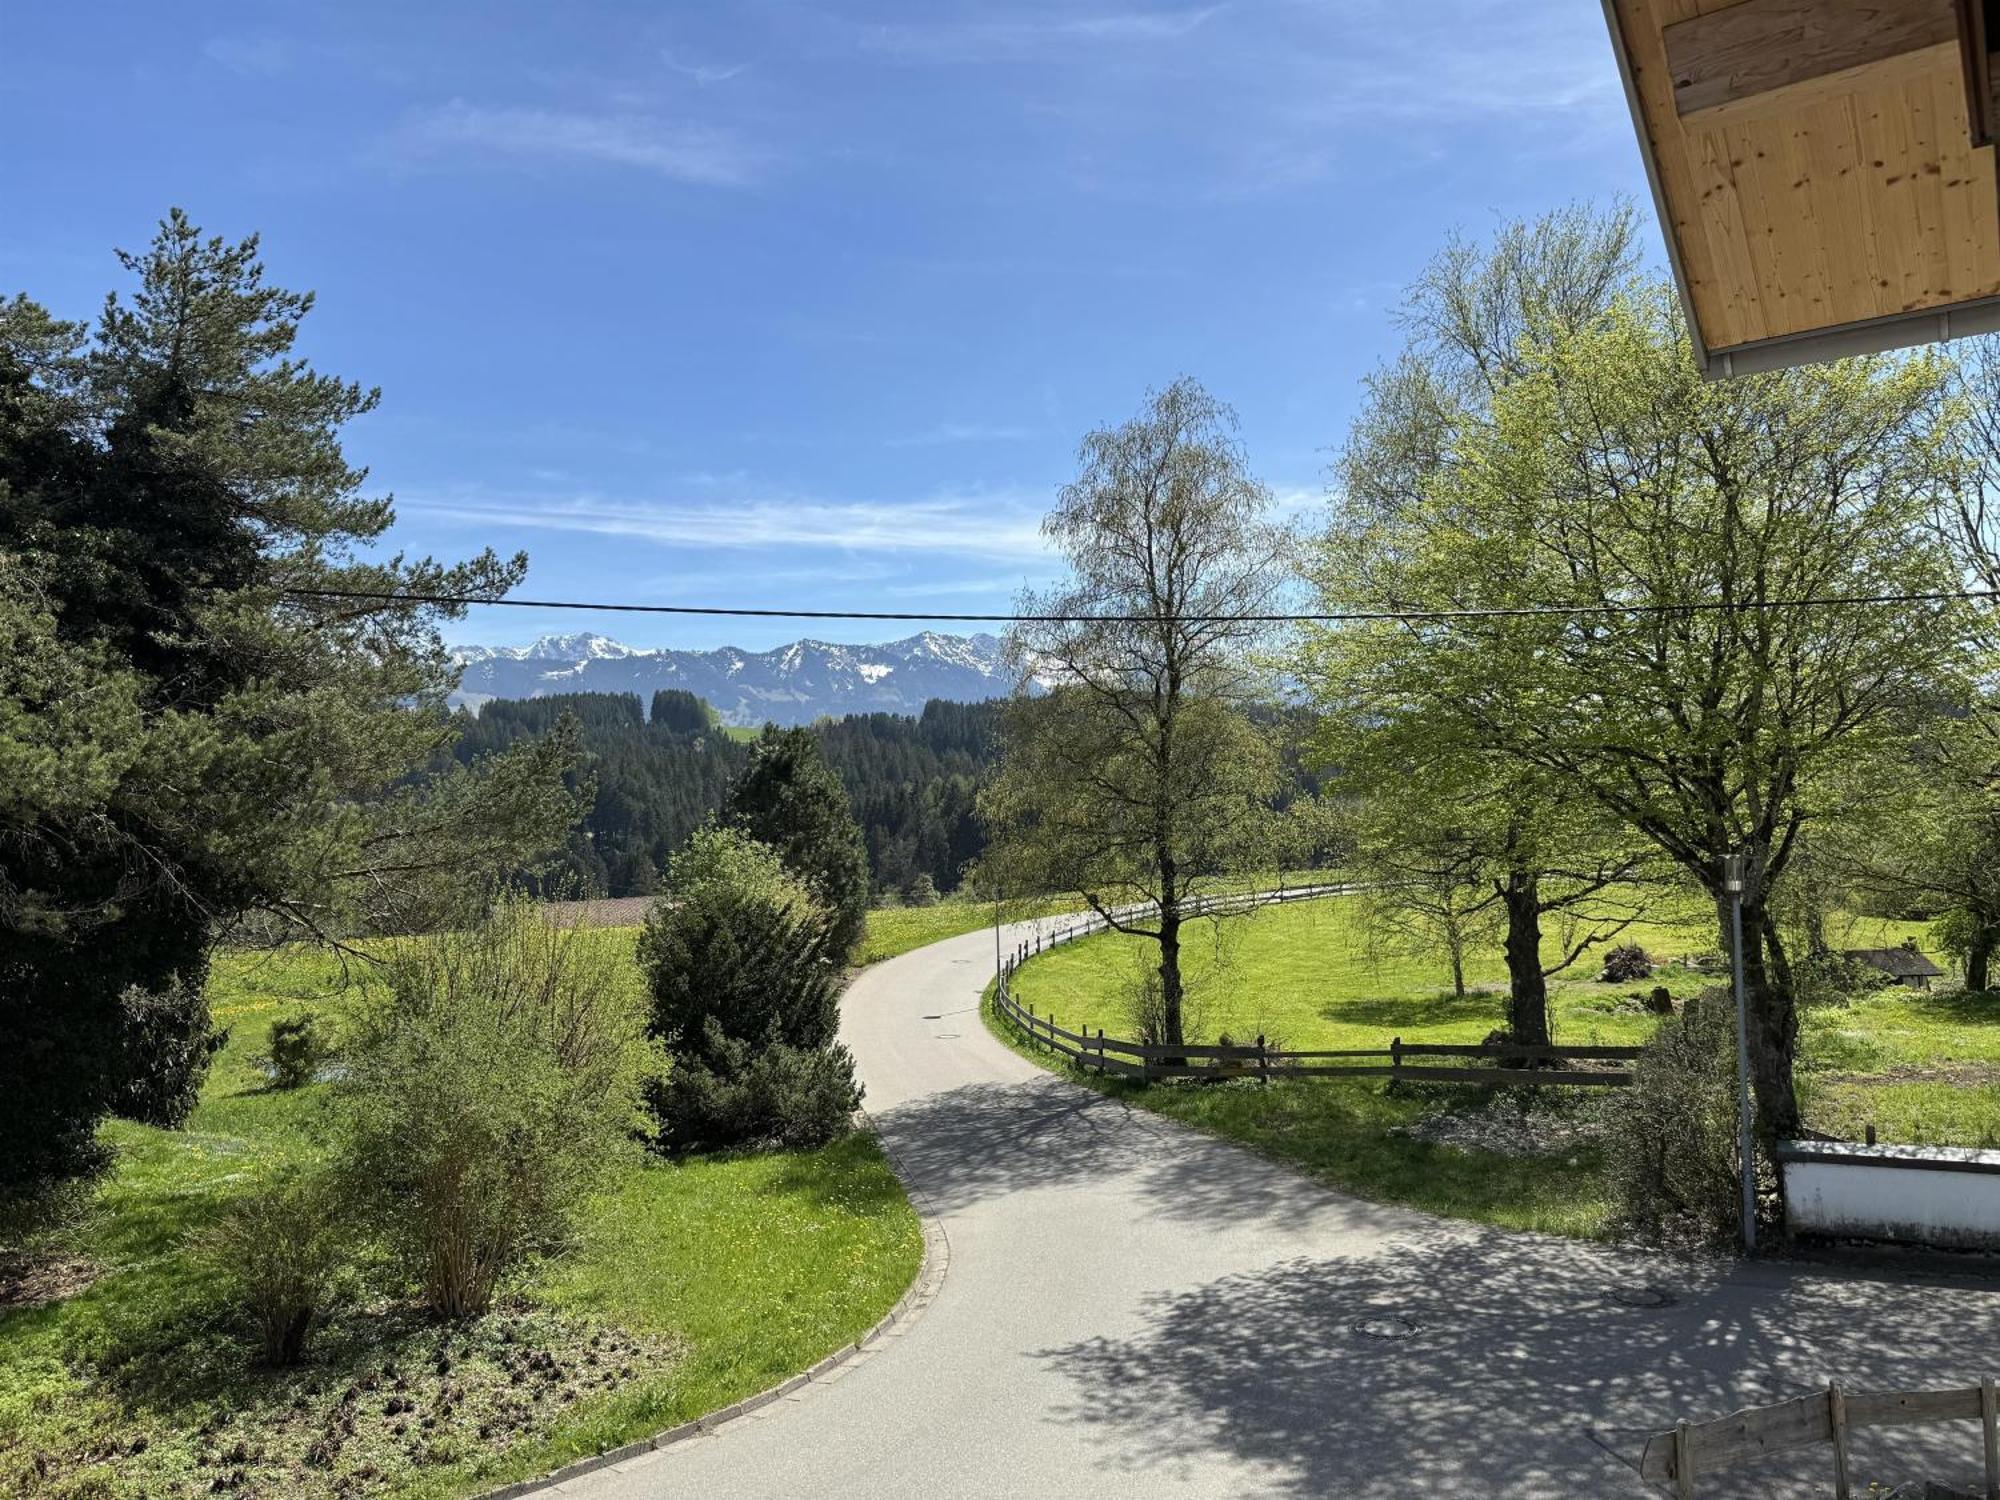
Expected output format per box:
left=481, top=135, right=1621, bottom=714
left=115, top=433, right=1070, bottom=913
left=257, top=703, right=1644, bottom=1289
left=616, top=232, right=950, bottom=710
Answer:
left=403, top=490, right=1051, bottom=559
left=202, top=35, right=291, bottom=76
left=884, top=572, right=1047, bottom=598
left=886, top=422, right=1036, bottom=448
left=391, top=101, right=769, bottom=186
left=661, top=49, right=748, bottom=86
left=862, top=6, right=1222, bottom=63
left=1289, top=4, right=1619, bottom=128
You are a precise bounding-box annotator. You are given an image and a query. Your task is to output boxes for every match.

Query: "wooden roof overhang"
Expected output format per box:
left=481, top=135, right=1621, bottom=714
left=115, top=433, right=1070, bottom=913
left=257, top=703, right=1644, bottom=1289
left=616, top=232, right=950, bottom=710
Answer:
left=1602, top=0, right=2000, bottom=375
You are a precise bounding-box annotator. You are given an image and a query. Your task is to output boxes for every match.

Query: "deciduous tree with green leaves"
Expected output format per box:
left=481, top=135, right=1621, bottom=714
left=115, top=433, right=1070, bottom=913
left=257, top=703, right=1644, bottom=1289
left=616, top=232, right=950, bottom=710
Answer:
left=1307, top=203, right=1654, bottom=1048
left=982, top=378, right=1290, bottom=1050
left=1313, top=283, right=1971, bottom=1142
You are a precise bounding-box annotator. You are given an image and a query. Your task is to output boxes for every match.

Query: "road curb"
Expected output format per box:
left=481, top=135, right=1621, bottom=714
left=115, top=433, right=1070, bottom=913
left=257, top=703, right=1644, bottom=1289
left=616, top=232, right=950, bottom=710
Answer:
left=475, top=1119, right=950, bottom=1499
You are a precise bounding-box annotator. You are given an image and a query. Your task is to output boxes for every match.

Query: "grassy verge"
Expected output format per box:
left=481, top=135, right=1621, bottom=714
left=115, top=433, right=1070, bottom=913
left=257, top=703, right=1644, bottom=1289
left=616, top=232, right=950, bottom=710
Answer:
left=981, top=976, right=1612, bottom=1237
left=1, top=943, right=921, bottom=1499
left=987, top=890, right=1996, bottom=1239
left=853, top=872, right=1343, bottom=968
left=855, top=896, right=1075, bottom=966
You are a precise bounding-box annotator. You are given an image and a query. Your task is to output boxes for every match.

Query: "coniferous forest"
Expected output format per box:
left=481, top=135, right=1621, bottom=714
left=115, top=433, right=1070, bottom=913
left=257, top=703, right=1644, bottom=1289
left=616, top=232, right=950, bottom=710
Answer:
left=449, top=692, right=999, bottom=899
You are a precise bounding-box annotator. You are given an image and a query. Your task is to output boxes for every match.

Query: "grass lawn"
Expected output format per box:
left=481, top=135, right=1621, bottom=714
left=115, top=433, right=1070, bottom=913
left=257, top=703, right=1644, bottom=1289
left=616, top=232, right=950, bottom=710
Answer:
left=1, top=941, right=922, bottom=1500
left=855, top=895, right=1076, bottom=966
left=853, top=872, right=1344, bottom=968
left=992, top=892, right=1994, bottom=1239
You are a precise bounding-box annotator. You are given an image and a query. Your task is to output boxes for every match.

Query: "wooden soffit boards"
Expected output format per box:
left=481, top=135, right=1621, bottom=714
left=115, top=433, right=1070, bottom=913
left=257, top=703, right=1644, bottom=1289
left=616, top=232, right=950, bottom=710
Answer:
left=1603, top=0, right=2000, bottom=376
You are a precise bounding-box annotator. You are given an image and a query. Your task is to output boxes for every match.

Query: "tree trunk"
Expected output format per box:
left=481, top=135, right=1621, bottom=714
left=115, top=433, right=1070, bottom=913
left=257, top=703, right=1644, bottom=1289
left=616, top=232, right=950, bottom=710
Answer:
left=1159, top=903, right=1184, bottom=1050
left=1765, top=918, right=1794, bottom=1004
left=1448, top=942, right=1466, bottom=999
left=1715, top=887, right=1803, bottom=1143
left=1500, top=871, right=1551, bottom=1047
left=1969, top=918, right=1994, bottom=993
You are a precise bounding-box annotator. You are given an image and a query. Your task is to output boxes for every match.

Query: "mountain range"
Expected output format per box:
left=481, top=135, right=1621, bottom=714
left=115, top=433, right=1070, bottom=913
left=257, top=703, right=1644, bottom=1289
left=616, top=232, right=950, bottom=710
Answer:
left=450, top=630, right=1015, bottom=726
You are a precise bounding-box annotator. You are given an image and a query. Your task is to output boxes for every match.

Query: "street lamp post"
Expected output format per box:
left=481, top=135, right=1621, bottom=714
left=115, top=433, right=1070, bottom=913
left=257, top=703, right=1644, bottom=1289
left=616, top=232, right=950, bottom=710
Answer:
left=1722, top=852, right=1758, bottom=1254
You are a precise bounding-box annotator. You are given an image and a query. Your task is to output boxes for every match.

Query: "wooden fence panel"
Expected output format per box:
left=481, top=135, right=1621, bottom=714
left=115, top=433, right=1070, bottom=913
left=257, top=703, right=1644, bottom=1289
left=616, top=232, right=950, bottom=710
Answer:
left=1640, top=1382, right=2000, bottom=1496
left=992, top=885, right=1634, bottom=1088
left=1844, top=1387, right=1982, bottom=1427
left=1397, top=1041, right=1645, bottom=1061
left=1640, top=1392, right=1834, bottom=1480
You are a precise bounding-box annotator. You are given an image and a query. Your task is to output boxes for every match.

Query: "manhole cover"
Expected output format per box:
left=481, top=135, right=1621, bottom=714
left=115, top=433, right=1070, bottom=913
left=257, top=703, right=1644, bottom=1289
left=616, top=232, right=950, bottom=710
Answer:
left=934, top=1032, right=961, bottom=1039
left=1606, top=1285, right=1675, bottom=1309
left=1350, top=1314, right=1419, bottom=1341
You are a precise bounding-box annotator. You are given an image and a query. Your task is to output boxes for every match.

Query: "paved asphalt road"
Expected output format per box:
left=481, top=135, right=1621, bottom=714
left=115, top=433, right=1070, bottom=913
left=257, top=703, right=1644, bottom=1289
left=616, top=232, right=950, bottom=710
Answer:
left=557, top=917, right=2000, bottom=1498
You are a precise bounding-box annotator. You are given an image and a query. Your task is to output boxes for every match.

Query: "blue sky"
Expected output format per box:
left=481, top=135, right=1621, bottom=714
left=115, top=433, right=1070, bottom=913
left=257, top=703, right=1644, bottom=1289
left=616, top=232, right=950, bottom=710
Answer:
left=3, top=1, right=1655, bottom=651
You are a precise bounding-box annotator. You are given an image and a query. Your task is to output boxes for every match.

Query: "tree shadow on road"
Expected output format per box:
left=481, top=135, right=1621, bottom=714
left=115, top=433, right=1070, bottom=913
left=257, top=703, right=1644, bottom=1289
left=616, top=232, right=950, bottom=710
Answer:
left=1031, top=1229, right=2000, bottom=1498
left=875, top=1076, right=1413, bottom=1243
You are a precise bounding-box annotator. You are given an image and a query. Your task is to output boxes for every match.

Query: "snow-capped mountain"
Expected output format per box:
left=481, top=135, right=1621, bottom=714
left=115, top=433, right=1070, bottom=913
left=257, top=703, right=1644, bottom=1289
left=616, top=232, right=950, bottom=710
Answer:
left=449, top=630, right=1014, bottom=726
left=453, top=632, right=640, bottom=664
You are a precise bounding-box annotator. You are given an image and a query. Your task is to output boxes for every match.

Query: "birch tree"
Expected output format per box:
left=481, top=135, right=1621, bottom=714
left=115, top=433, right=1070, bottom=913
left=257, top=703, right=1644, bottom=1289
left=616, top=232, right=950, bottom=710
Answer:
left=982, top=379, right=1291, bottom=1049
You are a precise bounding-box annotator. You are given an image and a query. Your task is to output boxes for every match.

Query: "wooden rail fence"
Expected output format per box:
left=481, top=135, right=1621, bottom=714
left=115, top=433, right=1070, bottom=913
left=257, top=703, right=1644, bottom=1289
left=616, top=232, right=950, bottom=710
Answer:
left=1640, top=1379, right=2000, bottom=1498
left=992, top=885, right=1639, bottom=1087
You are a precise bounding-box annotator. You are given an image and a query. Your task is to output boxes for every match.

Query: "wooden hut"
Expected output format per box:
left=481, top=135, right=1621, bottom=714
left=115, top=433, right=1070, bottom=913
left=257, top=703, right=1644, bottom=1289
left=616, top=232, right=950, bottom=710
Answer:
left=1842, top=940, right=1946, bottom=990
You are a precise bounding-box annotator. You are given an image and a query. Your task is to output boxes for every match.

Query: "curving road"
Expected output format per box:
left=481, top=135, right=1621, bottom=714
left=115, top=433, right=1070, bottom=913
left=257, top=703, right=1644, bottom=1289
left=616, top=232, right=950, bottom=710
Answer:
left=558, top=917, right=2000, bottom=1499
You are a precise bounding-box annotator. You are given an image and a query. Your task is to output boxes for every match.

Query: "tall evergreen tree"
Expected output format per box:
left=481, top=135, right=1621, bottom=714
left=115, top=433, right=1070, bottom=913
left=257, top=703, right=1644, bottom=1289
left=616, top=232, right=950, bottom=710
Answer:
left=725, top=727, right=871, bottom=959
left=0, top=213, right=581, bottom=1221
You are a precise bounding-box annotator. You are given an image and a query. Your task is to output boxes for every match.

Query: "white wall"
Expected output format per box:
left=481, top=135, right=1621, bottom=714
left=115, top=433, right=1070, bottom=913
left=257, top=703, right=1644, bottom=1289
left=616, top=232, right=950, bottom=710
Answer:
left=1782, top=1142, right=2000, bottom=1250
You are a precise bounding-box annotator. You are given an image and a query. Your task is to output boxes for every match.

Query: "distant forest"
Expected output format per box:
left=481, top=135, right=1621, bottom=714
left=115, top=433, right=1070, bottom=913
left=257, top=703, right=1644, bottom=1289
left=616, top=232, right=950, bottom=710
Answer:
left=449, top=692, right=997, bottom=899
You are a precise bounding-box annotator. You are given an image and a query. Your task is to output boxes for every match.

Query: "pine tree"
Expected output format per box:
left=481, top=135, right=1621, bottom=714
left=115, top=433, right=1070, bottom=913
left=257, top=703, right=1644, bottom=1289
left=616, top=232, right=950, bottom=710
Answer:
left=725, top=727, right=871, bottom=959
left=0, top=213, right=582, bottom=1220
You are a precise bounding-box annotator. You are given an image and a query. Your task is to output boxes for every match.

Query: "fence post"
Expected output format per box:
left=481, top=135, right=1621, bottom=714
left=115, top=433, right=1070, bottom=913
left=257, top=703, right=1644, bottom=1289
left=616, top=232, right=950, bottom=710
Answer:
left=1981, top=1375, right=1998, bottom=1500
left=1672, top=1419, right=1694, bottom=1500
left=1097, top=1027, right=1105, bottom=1074
left=1828, top=1382, right=1850, bottom=1500
left=1257, top=1033, right=1269, bottom=1086
left=1390, top=1035, right=1403, bottom=1089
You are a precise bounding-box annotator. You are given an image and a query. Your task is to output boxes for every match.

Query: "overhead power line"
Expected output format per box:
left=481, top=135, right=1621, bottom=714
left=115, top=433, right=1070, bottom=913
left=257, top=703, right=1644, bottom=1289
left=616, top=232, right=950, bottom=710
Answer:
left=279, top=584, right=2000, bottom=626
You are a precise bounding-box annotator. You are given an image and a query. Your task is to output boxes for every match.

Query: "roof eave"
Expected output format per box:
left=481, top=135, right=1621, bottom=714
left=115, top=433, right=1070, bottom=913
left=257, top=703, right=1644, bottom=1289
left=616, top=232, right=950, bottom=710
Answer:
left=1600, top=0, right=1713, bottom=376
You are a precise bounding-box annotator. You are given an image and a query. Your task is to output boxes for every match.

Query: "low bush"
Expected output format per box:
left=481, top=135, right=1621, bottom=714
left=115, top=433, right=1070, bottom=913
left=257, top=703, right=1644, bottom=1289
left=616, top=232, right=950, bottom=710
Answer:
left=654, top=1034, right=863, bottom=1154
left=334, top=899, right=658, bottom=1319
left=260, top=1014, right=331, bottom=1089
left=1604, top=989, right=1745, bottom=1248
left=1126, top=965, right=1215, bottom=1050
left=113, top=976, right=226, bottom=1127
left=641, top=827, right=861, bottom=1154
left=902, top=873, right=940, bottom=907
left=208, top=1171, right=349, bottom=1365
left=1792, top=949, right=1888, bottom=1008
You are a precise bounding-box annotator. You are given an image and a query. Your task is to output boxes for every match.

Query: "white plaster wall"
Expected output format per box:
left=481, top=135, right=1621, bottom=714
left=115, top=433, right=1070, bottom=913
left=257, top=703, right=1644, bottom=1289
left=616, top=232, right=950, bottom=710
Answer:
left=1783, top=1143, right=2000, bottom=1250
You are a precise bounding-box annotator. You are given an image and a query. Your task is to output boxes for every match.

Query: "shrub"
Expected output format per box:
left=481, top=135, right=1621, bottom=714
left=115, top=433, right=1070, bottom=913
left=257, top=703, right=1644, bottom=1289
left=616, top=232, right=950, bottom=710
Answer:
left=1598, top=942, right=1654, bottom=983
left=333, top=899, right=657, bottom=1319
left=1791, top=948, right=1886, bottom=1008
left=640, top=828, right=861, bottom=1154
left=261, top=1015, right=330, bottom=1090
left=208, top=1171, right=348, bottom=1365
left=1126, top=965, right=1213, bottom=1049
left=903, top=873, right=940, bottom=907
left=653, top=1034, right=863, bottom=1155
left=1605, top=989, right=1746, bottom=1248
left=113, top=976, right=226, bottom=1127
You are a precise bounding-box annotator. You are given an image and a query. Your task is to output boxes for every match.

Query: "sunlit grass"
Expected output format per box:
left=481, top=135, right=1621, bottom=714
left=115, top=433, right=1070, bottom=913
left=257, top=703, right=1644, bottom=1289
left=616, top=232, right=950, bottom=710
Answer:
left=1, top=942, right=920, bottom=1499
left=992, top=892, right=1992, bottom=1236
